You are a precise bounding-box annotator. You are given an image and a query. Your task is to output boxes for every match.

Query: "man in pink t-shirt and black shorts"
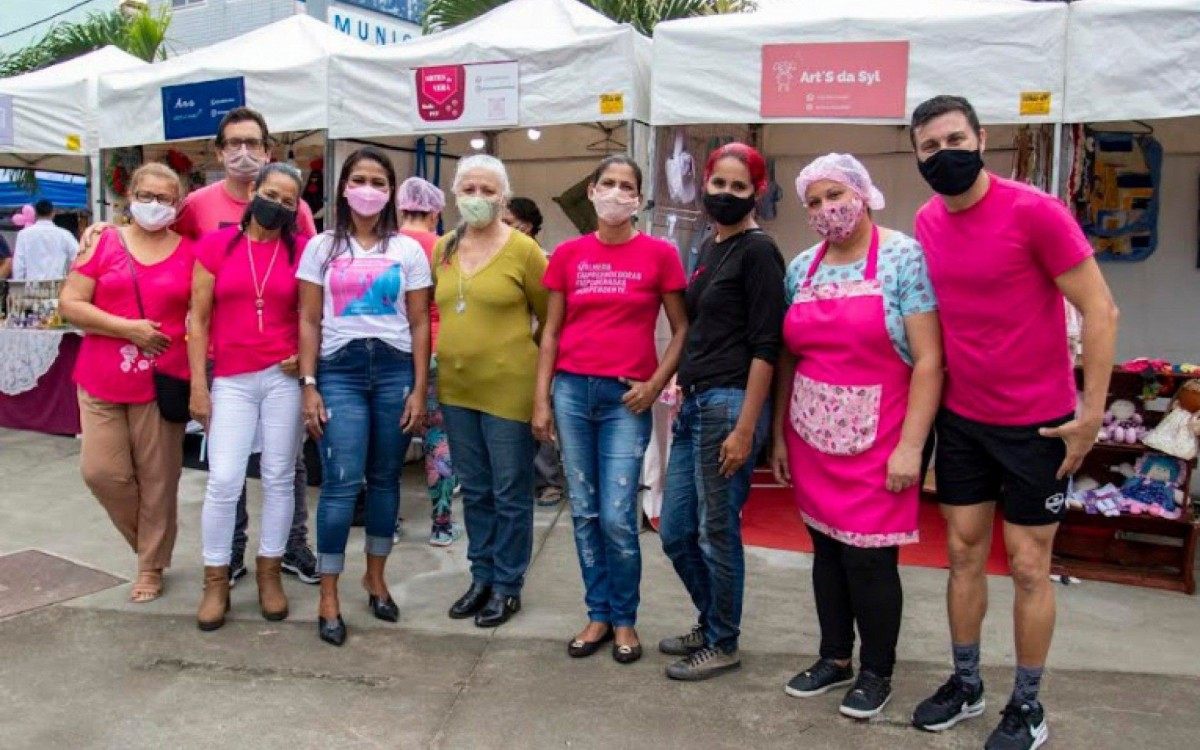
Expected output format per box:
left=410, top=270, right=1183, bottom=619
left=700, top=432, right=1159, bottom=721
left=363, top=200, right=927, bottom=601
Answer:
left=908, top=96, right=1119, bottom=750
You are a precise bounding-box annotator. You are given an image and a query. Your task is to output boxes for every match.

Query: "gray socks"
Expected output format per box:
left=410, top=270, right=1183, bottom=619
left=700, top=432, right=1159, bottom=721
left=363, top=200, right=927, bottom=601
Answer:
left=1012, top=665, right=1045, bottom=708
left=952, top=642, right=982, bottom=689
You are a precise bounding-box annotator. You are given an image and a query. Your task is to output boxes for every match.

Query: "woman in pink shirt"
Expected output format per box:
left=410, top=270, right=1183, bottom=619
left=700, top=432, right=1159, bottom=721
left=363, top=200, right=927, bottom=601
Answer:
left=533, top=156, right=689, bottom=663
left=187, top=164, right=311, bottom=631
left=59, top=163, right=194, bottom=604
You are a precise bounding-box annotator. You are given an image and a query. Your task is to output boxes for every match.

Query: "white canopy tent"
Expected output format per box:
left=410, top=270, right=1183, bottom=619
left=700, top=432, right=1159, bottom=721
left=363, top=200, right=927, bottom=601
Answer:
left=1063, top=0, right=1200, bottom=365
left=1064, top=0, right=1200, bottom=123
left=651, top=0, right=1068, bottom=127
left=328, top=0, right=650, bottom=139
left=97, top=14, right=367, bottom=148
left=0, top=46, right=145, bottom=174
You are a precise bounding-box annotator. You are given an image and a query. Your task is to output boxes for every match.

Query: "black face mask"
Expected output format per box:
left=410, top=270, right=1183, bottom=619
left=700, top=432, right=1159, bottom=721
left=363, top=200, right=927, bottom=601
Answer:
left=251, top=196, right=296, bottom=231
left=702, top=191, right=757, bottom=226
left=917, top=148, right=985, bottom=196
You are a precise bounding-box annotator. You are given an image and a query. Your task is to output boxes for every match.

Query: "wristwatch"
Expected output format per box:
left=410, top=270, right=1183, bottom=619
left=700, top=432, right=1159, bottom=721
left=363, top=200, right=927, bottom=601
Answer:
left=299, top=376, right=317, bottom=388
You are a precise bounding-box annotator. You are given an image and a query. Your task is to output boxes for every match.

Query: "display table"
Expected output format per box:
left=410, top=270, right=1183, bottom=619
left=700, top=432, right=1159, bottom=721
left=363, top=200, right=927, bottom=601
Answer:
left=0, top=329, right=82, bottom=435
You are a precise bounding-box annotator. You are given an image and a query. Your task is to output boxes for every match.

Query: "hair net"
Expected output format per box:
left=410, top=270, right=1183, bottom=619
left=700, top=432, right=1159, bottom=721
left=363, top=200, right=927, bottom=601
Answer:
left=795, top=153, right=885, bottom=210
left=396, top=176, right=445, bottom=213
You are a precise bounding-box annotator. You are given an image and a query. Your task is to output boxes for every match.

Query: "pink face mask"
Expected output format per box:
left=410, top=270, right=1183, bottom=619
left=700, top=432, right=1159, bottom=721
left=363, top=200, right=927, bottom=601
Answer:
left=808, top=195, right=865, bottom=244
left=591, top=187, right=640, bottom=226
left=344, top=185, right=390, bottom=217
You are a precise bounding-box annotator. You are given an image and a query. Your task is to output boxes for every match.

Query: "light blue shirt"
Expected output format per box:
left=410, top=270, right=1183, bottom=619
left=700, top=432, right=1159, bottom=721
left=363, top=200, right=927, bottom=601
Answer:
left=784, top=231, right=937, bottom=365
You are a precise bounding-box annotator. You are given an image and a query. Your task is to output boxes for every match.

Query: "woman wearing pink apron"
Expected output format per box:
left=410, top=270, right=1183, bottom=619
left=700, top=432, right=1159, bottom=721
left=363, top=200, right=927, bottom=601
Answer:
left=771, top=154, right=943, bottom=720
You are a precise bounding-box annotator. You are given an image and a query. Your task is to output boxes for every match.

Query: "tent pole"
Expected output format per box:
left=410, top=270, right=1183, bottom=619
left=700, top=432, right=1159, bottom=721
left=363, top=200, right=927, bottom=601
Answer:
left=324, top=135, right=335, bottom=231
left=1049, top=123, right=1064, bottom=197
left=90, top=151, right=105, bottom=221
left=643, top=122, right=657, bottom=216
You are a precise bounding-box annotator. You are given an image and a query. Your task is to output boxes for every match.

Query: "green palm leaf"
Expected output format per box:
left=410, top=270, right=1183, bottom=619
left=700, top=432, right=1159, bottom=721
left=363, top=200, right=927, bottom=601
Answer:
left=423, top=0, right=756, bottom=35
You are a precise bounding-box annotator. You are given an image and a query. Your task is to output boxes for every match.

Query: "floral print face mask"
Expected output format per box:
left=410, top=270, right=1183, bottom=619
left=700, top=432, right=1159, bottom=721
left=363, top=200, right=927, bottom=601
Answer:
left=808, top=194, right=865, bottom=244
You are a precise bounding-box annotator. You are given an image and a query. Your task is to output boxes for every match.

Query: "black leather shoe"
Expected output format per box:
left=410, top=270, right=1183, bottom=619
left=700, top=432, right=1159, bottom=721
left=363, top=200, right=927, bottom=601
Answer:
left=368, top=594, right=399, bottom=623
left=318, top=615, right=347, bottom=646
left=612, top=642, right=643, bottom=665
left=448, top=582, right=492, bottom=619
left=474, top=593, right=520, bottom=628
left=567, top=626, right=613, bottom=658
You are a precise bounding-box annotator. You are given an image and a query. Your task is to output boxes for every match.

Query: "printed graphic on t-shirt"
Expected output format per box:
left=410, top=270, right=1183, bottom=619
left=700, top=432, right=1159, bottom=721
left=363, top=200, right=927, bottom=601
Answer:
left=118, top=343, right=151, bottom=374
left=575, top=261, right=643, bottom=295
left=329, top=257, right=404, bottom=316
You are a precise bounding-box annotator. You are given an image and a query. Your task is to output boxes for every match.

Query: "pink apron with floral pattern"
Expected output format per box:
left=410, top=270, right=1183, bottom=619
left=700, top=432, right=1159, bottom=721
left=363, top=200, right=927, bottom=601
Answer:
left=782, top=227, right=918, bottom=547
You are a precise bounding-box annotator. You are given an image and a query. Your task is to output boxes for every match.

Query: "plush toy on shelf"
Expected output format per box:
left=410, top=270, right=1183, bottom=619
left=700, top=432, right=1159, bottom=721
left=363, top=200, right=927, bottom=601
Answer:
left=1098, top=399, right=1148, bottom=445
left=1142, top=380, right=1200, bottom=461
left=1119, top=454, right=1188, bottom=520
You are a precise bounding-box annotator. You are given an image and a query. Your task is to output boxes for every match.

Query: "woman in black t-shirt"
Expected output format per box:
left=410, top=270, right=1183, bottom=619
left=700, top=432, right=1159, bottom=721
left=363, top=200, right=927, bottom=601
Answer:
left=658, top=142, right=786, bottom=682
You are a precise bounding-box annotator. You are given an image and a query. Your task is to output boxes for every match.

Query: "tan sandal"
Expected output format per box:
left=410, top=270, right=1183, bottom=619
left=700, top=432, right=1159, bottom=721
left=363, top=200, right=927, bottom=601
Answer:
left=131, top=570, right=163, bottom=603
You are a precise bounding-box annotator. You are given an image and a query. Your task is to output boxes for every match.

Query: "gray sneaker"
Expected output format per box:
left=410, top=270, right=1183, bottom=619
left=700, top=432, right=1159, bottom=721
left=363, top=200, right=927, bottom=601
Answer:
left=658, top=624, right=705, bottom=656
left=665, top=646, right=741, bottom=681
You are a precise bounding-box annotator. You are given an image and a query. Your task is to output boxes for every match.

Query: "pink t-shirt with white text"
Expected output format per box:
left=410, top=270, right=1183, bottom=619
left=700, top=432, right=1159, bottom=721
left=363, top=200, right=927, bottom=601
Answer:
left=915, top=174, right=1093, bottom=425
left=195, top=226, right=311, bottom=378
left=174, top=181, right=318, bottom=240
left=544, top=233, right=686, bottom=382
left=73, top=229, right=194, bottom=404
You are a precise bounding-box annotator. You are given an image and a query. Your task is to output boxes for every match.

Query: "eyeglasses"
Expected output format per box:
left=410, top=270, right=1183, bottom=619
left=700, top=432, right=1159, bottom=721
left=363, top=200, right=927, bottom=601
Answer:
left=222, top=138, right=266, bottom=151
left=133, top=190, right=176, bottom=204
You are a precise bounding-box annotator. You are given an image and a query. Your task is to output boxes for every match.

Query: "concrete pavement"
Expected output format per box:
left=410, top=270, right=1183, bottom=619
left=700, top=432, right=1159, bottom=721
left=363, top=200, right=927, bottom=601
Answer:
left=2, top=428, right=1199, bottom=749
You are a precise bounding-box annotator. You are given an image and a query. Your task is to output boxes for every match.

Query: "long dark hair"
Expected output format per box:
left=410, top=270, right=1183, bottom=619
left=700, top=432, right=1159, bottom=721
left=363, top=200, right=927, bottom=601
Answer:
left=323, top=146, right=400, bottom=273
left=225, top=162, right=303, bottom=263
left=589, top=154, right=643, bottom=195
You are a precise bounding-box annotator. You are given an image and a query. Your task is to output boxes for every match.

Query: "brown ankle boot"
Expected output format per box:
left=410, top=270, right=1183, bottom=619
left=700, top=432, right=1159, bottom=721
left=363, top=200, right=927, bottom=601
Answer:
left=198, top=565, right=230, bottom=631
left=256, top=556, right=289, bottom=621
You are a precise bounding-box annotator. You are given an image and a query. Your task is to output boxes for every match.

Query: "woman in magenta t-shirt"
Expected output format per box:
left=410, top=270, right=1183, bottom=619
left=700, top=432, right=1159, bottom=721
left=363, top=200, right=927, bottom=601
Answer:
left=533, top=156, right=688, bottom=664
left=59, top=163, right=194, bottom=604
left=187, top=164, right=312, bottom=631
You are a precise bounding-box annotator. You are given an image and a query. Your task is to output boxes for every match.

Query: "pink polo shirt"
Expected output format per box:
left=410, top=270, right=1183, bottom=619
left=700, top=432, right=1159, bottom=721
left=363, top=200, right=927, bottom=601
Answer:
left=73, top=229, right=194, bottom=404
left=915, top=174, right=1093, bottom=425
left=543, top=232, right=686, bottom=382
left=194, top=226, right=311, bottom=378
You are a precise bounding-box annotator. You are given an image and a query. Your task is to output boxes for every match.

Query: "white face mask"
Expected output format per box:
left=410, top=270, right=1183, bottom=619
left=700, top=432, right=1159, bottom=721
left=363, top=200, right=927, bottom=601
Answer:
left=590, top=186, right=640, bottom=226
left=225, top=148, right=266, bottom=183
left=129, top=200, right=177, bottom=232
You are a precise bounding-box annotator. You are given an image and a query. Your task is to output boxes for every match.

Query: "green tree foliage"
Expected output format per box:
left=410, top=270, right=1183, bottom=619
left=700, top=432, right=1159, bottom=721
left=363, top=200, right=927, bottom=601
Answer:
left=422, top=0, right=756, bottom=36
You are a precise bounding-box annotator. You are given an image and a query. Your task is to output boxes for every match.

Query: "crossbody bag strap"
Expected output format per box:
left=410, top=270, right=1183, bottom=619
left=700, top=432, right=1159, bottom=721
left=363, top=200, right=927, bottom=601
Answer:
left=114, top=229, right=147, bottom=320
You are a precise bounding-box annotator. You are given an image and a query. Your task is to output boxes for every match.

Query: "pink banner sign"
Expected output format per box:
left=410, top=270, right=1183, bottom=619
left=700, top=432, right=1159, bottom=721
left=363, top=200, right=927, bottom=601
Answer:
left=760, top=41, right=909, bottom=119
left=417, top=65, right=466, bottom=122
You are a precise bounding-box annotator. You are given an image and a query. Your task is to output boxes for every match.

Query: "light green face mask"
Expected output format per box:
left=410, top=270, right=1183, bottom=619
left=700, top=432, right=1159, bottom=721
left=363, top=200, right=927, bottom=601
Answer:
left=456, top=195, right=500, bottom=228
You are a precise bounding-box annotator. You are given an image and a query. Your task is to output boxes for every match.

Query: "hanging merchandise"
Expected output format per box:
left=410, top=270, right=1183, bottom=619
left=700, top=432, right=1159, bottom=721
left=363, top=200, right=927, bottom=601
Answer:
left=1071, top=127, right=1163, bottom=263
left=664, top=129, right=696, bottom=205
left=553, top=173, right=598, bottom=235
left=1010, top=124, right=1054, bottom=193
left=756, top=158, right=784, bottom=222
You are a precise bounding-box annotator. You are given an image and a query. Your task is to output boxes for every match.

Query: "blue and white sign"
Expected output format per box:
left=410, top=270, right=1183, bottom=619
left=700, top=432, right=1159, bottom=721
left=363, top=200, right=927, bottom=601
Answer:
left=161, top=77, right=246, bottom=141
left=0, top=95, right=13, bottom=147
left=329, top=4, right=420, bottom=45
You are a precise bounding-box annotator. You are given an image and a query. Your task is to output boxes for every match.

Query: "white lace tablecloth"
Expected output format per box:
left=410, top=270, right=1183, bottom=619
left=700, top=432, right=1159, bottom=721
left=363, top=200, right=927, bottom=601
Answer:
left=0, top=329, right=77, bottom=396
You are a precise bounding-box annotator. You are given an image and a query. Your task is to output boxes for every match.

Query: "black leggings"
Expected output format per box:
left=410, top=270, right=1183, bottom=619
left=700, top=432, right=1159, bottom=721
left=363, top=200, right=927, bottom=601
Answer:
left=809, top=525, right=902, bottom=679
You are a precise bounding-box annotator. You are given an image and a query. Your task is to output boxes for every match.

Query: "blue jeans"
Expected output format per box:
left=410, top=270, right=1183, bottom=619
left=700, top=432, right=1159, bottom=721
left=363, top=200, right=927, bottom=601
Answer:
left=441, top=404, right=536, bottom=597
left=315, top=339, right=414, bottom=575
left=660, top=388, right=770, bottom=653
left=553, top=373, right=652, bottom=628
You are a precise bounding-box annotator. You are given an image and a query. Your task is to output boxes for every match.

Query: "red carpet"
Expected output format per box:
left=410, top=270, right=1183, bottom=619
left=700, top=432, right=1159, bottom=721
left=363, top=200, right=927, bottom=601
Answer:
left=741, top=470, right=1011, bottom=574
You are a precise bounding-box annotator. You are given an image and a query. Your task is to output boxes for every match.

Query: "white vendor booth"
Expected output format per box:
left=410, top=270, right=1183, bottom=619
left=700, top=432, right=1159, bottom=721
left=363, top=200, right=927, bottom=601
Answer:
left=643, top=0, right=1069, bottom=519
left=97, top=15, right=369, bottom=221
left=327, top=0, right=651, bottom=252
left=1063, top=0, right=1200, bottom=363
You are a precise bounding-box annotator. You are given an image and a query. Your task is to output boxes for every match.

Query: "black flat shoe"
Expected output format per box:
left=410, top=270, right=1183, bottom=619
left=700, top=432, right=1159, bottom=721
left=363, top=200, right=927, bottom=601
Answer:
left=368, top=594, right=399, bottom=623
left=474, top=592, right=520, bottom=628
left=567, top=627, right=614, bottom=658
left=449, top=582, right=492, bottom=619
left=612, top=642, right=643, bottom=664
left=318, top=615, right=346, bottom=646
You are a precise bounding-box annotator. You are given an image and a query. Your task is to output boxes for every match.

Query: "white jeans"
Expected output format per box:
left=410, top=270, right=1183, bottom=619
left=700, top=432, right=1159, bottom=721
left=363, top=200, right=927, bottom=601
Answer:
left=202, top=365, right=303, bottom=566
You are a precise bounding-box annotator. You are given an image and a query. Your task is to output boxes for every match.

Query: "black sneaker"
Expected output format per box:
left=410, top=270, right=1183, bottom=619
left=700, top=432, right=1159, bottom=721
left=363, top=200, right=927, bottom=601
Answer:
left=912, top=674, right=986, bottom=731
left=985, top=701, right=1048, bottom=750
left=839, top=670, right=892, bottom=719
left=281, top=543, right=319, bottom=584
left=228, top=556, right=248, bottom=588
left=785, top=658, right=854, bottom=698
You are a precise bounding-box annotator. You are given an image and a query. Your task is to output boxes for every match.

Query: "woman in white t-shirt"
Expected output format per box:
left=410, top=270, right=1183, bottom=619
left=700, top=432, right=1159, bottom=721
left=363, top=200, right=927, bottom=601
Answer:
left=296, top=147, right=432, bottom=647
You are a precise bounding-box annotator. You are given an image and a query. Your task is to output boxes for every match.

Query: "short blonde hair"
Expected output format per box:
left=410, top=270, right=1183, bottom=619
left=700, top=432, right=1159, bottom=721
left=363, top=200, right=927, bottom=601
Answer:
left=129, top=162, right=187, bottom=204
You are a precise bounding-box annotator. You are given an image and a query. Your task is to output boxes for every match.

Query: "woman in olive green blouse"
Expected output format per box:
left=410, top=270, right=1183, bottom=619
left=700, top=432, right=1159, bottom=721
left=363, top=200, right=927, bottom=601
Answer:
left=434, top=154, right=549, bottom=628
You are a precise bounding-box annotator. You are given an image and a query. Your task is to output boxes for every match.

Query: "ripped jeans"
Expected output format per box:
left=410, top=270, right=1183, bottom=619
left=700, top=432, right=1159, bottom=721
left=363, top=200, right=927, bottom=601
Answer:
left=314, top=339, right=414, bottom=575
left=553, top=372, right=652, bottom=627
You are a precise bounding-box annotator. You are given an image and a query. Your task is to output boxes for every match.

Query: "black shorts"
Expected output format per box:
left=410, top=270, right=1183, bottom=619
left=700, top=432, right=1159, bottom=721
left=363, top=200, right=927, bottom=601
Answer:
left=934, top=408, right=1071, bottom=526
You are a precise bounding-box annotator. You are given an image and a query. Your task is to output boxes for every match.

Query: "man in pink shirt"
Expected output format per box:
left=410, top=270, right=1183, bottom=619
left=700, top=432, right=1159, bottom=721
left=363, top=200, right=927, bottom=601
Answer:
left=908, top=96, right=1118, bottom=750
